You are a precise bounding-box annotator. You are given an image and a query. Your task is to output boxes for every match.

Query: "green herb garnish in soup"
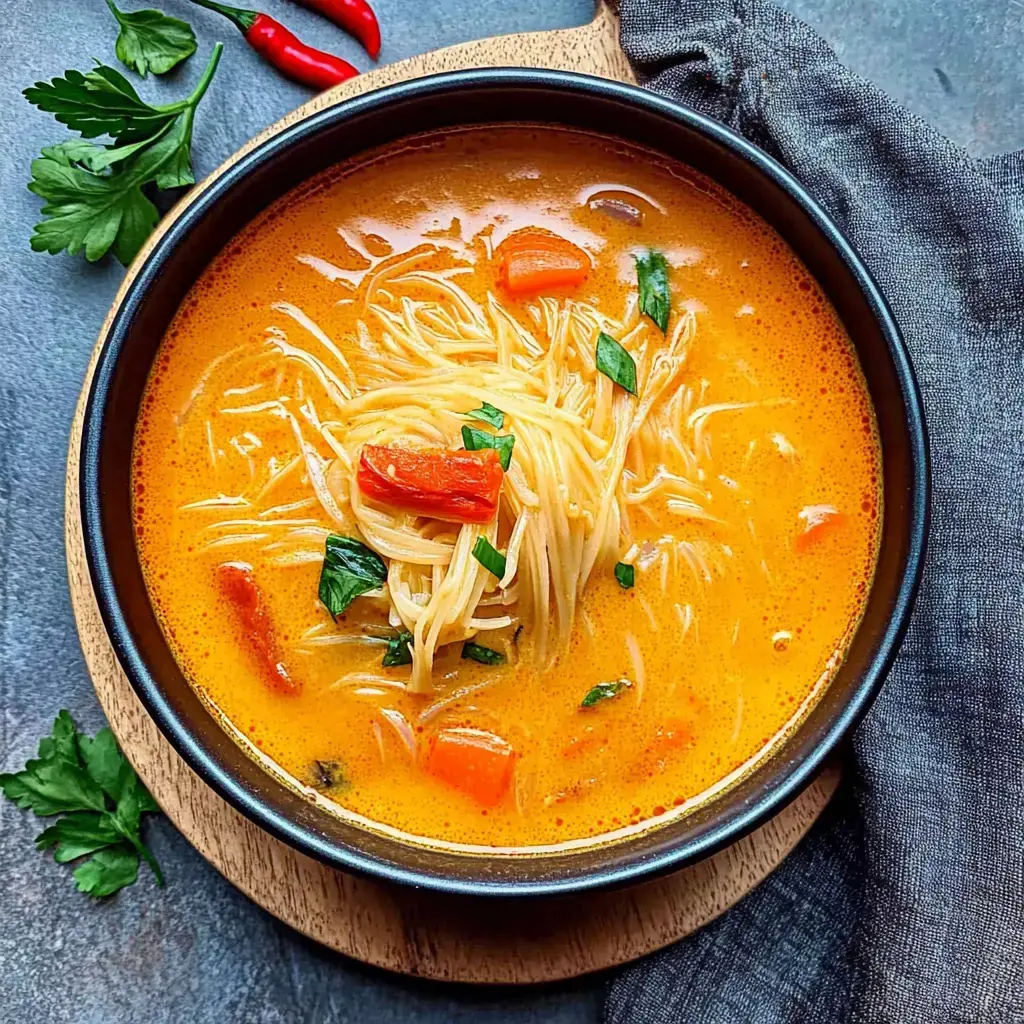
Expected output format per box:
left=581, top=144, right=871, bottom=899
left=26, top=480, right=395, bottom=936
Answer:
left=635, top=250, right=671, bottom=332
left=464, top=401, right=505, bottom=429
left=462, top=641, right=506, bottom=666
left=472, top=536, right=507, bottom=579
left=318, top=535, right=386, bottom=619
left=614, top=562, right=635, bottom=589
left=581, top=679, right=631, bottom=708
left=596, top=332, right=637, bottom=394
left=461, top=424, right=515, bottom=471
left=382, top=631, right=414, bottom=667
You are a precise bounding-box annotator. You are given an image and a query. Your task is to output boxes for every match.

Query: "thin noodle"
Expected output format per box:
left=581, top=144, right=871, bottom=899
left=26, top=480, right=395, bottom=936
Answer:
left=185, top=244, right=785, bottom=689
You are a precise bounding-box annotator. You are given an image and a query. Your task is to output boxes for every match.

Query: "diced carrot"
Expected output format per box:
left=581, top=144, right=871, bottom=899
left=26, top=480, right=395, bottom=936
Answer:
left=795, top=504, right=847, bottom=552
left=357, top=444, right=504, bottom=524
left=495, top=228, right=591, bottom=296
left=216, top=562, right=298, bottom=695
left=425, top=727, right=515, bottom=806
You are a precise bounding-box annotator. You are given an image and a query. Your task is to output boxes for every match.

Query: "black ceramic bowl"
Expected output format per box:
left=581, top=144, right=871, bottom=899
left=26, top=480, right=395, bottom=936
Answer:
left=81, top=69, right=929, bottom=897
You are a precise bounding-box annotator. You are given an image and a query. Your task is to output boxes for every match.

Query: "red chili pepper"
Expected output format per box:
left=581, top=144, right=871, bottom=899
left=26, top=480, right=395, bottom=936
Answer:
left=189, top=0, right=358, bottom=91
left=299, top=0, right=380, bottom=60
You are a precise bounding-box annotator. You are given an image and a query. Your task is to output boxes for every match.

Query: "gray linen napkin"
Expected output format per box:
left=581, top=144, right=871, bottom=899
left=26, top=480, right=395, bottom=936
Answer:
left=607, top=1, right=1024, bottom=1021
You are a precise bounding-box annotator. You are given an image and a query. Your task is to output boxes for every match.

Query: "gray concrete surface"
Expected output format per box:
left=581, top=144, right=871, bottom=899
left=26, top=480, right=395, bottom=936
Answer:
left=1, top=0, right=1021, bottom=1021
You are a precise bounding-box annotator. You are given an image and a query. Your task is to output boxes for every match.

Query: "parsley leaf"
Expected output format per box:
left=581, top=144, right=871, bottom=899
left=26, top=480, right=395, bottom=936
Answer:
left=24, top=65, right=172, bottom=141
left=0, top=743, right=106, bottom=816
left=74, top=845, right=140, bottom=898
left=382, top=631, right=414, bottom=668
left=318, top=534, right=387, bottom=619
left=106, top=0, right=198, bottom=77
left=635, top=250, right=671, bottom=332
left=596, top=332, right=637, bottom=395
left=28, top=140, right=161, bottom=263
left=464, top=402, right=505, bottom=429
left=461, top=425, right=516, bottom=471
left=462, top=641, right=506, bottom=665
left=78, top=726, right=135, bottom=802
left=0, top=711, right=163, bottom=898
left=24, top=43, right=222, bottom=264
left=36, top=811, right=121, bottom=863
left=580, top=678, right=631, bottom=708
left=37, top=709, right=80, bottom=764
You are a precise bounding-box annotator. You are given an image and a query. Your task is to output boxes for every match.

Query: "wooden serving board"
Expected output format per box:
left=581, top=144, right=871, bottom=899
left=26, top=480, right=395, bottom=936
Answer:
left=64, top=3, right=839, bottom=983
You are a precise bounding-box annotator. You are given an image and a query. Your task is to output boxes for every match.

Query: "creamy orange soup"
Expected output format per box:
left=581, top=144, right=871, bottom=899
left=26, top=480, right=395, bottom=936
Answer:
left=133, top=126, right=880, bottom=850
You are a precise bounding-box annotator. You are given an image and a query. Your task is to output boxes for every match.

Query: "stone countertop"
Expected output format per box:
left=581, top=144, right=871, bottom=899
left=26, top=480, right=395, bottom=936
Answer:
left=1, top=0, right=1020, bottom=1020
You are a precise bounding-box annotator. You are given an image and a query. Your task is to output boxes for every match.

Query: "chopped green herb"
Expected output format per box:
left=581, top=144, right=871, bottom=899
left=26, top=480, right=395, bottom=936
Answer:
left=318, top=534, right=387, bottom=620
left=580, top=678, right=631, bottom=708
left=1, top=711, right=163, bottom=898
left=382, top=631, right=414, bottom=668
left=105, top=0, right=198, bottom=77
left=462, top=641, right=506, bottom=665
left=461, top=425, right=516, bottom=471
left=614, top=562, right=635, bottom=589
left=311, top=759, right=344, bottom=789
left=471, top=536, right=507, bottom=579
left=596, top=332, right=637, bottom=395
left=635, top=250, right=670, bottom=332
left=464, top=401, right=505, bottom=429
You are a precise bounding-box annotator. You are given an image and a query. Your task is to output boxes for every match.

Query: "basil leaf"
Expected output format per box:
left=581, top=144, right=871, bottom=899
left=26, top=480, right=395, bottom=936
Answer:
left=462, top=642, right=506, bottom=665
left=318, top=535, right=387, bottom=620
left=461, top=425, right=515, bottom=471
left=464, top=402, right=505, bottom=429
left=580, top=678, right=631, bottom=708
left=635, top=250, right=670, bottom=332
left=614, top=562, right=634, bottom=589
left=596, top=332, right=637, bottom=395
left=472, top=537, right=507, bottom=579
left=382, top=631, right=414, bottom=668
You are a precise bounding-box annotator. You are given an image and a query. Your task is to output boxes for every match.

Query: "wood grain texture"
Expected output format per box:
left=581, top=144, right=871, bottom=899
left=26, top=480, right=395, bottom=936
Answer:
left=64, top=3, right=838, bottom=983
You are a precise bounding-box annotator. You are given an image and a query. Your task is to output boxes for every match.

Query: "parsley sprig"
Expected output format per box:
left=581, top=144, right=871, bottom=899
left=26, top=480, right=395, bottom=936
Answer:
left=1, top=711, right=164, bottom=898
left=24, top=42, right=223, bottom=264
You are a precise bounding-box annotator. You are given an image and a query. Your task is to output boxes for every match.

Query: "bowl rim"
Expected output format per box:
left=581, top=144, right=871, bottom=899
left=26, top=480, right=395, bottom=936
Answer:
left=80, top=67, right=930, bottom=897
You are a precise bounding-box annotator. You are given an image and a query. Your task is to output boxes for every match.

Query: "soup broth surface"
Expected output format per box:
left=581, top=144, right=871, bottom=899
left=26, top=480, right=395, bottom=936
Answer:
left=134, top=126, right=881, bottom=849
